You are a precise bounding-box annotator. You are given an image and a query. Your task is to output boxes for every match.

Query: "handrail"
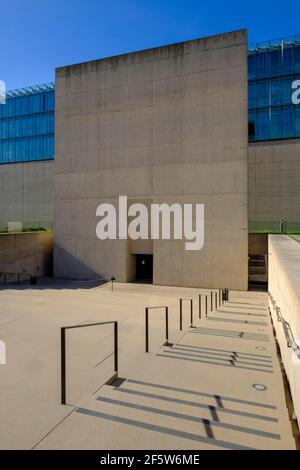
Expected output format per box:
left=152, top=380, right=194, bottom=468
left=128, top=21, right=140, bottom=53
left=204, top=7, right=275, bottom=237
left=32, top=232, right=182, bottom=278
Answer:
left=268, top=292, right=300, bottom=359
left=60, top=320, right=118, bottom=405
left=145, top=306, right=169, bottom=353
left=199, top=290, right=222, bottom=320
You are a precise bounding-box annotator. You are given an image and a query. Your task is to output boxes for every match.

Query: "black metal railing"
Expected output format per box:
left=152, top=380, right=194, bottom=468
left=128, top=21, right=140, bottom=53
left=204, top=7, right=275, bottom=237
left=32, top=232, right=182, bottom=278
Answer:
left=222, top=288, right=229, bottom=302
left=145, top=306, right=169, bottom=353
left=0, top=272, right=37, bottom=287
left=60, top=321, right=118, bottom=405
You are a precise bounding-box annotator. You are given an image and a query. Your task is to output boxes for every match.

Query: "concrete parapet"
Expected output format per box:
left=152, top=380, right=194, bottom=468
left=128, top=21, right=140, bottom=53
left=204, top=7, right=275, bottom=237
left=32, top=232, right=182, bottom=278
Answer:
left=268, top=234, right=300, bottom=429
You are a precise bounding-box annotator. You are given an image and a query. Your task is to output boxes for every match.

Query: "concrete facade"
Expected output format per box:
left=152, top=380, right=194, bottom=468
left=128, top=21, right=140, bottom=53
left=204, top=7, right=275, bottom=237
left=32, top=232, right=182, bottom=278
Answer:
left=0, top=231, right=53, bottom=280
left=0, top=161, right=54, bottom=230
left=54, top=30, right=249, bottom=290
left=268, top=235, right=300, bottom=429
left=248, top=139, right=300, bottom=230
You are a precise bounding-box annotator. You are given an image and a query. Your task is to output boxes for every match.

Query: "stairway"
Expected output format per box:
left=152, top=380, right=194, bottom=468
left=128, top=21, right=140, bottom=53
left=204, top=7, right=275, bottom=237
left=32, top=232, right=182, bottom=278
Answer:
left=36, top=294, right=296, bottom=450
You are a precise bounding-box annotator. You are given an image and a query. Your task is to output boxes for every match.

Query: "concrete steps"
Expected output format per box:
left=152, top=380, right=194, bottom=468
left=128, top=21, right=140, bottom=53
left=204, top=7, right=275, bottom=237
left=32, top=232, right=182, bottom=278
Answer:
left=249, top=255, right=268, bottom=284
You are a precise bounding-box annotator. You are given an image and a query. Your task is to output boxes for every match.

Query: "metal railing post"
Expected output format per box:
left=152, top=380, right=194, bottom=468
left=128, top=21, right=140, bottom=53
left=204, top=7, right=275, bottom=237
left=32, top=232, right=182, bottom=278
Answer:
left=180, top=298, right=183, bottom=331
left=60, top=320, right=119, bottom=404
left=145, top=308, right=149, bottom=353
left=190, top=299, right=193, bottom=327
left=199, top=294, right=201, bottom=319
left=61, top=328, right=66, bottom=405
left=114, top=321, right=118, bottom=373
left=165, top=307, right=169, bottom=343
left=205, top=295, right=208, bottom=317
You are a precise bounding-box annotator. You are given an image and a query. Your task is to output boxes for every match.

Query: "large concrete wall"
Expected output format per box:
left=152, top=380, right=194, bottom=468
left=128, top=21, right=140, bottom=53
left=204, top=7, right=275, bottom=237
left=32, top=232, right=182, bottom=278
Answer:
left=0, top=161, right=54, bottom=229
left=248, top=139, right=300, bottom=230
left=268, top=235, right=300, bottom=429
left=54, top=30, right=248, bottom=289
left=0, top=231, right=53, bottom=281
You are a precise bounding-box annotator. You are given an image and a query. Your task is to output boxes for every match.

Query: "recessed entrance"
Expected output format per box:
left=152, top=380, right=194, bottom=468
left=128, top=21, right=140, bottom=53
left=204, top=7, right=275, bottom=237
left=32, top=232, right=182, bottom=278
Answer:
left=135, top=255, right=153, bottom=283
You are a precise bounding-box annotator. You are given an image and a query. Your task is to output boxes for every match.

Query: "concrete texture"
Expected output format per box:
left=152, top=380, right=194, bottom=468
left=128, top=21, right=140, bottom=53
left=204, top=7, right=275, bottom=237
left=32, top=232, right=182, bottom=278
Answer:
left=248, top=139, right=300, bottom=230
left=0, top=231, right=53, bottom=281
left=0, top=160, right=54, bottom=230
left=268, top=235, right=300, bottom=429
left=0, top=280, right=296, bottom=449
left=54, top=29, right=249, bottom=290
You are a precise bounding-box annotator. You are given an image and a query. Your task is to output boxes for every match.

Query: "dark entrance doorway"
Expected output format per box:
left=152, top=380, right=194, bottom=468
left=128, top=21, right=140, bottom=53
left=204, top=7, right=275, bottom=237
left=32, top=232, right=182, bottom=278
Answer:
left=135, top=255, right=153, bottom=283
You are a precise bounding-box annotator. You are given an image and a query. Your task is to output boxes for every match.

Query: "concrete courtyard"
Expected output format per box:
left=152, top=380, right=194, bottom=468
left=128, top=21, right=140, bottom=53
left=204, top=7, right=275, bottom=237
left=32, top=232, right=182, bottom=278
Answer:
left=0, top=279, right=296, bottom=449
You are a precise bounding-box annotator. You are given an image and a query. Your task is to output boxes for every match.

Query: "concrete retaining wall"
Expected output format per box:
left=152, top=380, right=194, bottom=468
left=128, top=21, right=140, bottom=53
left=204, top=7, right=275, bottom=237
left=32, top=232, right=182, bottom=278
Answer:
left=268, top=234, right=300, bottom=428
left=0, top=232, right=53, bottom=282
left=249, top=139, right=300, bottom=231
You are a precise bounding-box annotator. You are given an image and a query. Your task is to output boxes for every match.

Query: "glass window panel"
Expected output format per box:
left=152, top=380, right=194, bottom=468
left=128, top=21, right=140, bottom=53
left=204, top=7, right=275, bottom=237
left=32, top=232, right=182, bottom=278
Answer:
left=269, top=49, right=281, bottom=76
left=295, top=106, right=300, bottom=135
left=282, top=45, right=293, bottom=74
left=248, top=54, right=256, bottom=80
left=257, top=109, right=270, bottom=140
left=256, top=80, right=269, bottom=107
left=256, top=52, right=268, bottom=78
left=270, top=78, right=281, bottom=106
left=248, top=82, right=256, bottom=109
left=282, top=106, right=294, bottom=137
left=295, top=44, right=300, bottom=73
left=282, top=78, right=294, bottom=106
left=0, top=89, right=55, bottom=164
left=270, top=108, right=281, bottom=139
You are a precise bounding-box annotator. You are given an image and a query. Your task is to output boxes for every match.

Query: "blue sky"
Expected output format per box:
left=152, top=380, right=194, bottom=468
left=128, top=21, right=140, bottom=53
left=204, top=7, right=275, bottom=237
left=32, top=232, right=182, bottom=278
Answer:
left=1, top=0, right=299, bottom=90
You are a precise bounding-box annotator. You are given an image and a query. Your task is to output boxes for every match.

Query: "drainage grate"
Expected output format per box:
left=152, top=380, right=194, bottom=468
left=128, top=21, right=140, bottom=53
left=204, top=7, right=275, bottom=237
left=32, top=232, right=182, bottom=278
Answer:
left=252, top=383, right=267, bottom=391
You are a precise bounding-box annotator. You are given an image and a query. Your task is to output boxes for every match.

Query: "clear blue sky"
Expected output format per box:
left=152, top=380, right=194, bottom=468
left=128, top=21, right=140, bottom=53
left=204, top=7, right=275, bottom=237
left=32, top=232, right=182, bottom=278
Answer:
left=1, top=0, right=299, bottom=90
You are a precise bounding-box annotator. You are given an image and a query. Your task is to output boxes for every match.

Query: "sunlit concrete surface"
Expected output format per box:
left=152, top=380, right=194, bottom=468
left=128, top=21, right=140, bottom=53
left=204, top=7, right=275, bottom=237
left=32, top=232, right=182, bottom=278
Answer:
left=0, top=279, right=296, bottom=449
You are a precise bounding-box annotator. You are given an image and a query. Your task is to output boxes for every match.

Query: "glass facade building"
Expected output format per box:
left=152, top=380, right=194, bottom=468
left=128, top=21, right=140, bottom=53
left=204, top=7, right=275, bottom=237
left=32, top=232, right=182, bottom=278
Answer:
left=0, top=83, right=55, bottom=164
left=1, top=36, right=300, bottom=165
left=248, top=35, right=300, bottom=142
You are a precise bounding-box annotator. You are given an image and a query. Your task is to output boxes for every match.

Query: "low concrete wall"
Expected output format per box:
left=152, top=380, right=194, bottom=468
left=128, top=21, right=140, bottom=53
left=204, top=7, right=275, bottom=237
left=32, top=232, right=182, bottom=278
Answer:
left=268, top=235, right=300, bottom=429
left=0, top=232, right=53, bottom=282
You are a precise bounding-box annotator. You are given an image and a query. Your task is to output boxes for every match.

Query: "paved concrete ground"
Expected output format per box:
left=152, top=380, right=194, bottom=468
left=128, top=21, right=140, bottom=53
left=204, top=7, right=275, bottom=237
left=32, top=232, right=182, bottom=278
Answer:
left=0, top=280, right=296, bottom=449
